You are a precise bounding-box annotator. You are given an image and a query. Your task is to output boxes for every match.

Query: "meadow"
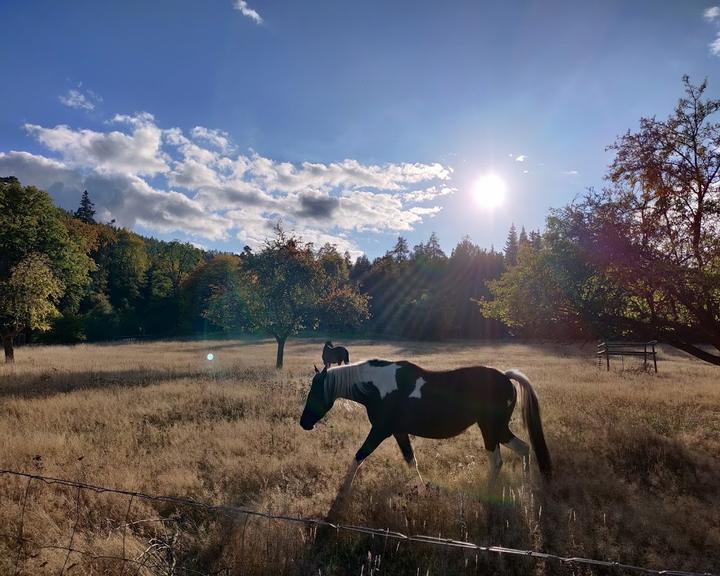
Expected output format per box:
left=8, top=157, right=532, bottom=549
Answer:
left=0, top=339, right=718, bottom=575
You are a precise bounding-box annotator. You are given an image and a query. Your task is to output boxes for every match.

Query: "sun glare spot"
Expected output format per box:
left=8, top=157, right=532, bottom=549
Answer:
left=473, top=173, right=507, bottom=210
left=207, top=353, right=215, bottom=361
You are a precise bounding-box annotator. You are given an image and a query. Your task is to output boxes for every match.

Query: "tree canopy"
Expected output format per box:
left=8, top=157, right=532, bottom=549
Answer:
left=482, top=77, right=720, bottom=365
left=0, top=179, right=93, bottom=361
left=207, top=226, right=369, bottom=367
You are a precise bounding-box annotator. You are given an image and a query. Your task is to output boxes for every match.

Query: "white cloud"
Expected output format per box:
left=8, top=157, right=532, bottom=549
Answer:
left=400, top=185, right=455, bottom=203
left=712, top=35, right=720, bottom=55
left=704, top=6, right=720, bottom=21
left=233, top=0, right=262, bottom=24
left=25, top=119, right=168, bottom=176
left=246, top=157, right=451, bottom=193
left=515, top=154, right=526, bottom=162
left=561, top=170, right=579, bottom=175
left=59, top=87, right=102, bottom=111
left=332, top=191, right=432, bottom=232
left=0, top=151, right=229, bottom=240
left=191, top=126, right=232, bottom=152
left=111, top=112, right=157, bottom=127
left=0, top=151, right=84, bottom=206
left=3, top=114, right=454, bottom=252
left=704, top=7, right=720, bottom=56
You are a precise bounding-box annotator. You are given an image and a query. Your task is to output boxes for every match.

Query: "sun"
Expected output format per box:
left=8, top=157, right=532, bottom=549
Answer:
left=472, top=173, right=507, bottom=210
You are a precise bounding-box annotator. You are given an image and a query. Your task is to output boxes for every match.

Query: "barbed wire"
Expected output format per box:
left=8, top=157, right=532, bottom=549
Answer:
left=0, top=468, right=714, bottom=576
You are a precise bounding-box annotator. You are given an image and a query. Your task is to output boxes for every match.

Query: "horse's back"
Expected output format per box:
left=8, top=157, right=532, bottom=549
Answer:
left=394, top=364, right=515, bottom=438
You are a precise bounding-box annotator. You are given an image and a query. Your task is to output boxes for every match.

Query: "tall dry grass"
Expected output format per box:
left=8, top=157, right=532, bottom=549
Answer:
left=0, top=339, right=718, bottom=575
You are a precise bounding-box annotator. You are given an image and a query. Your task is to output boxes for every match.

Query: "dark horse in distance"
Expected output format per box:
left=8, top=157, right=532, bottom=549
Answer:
left=300, top=359, right=552, bottom=497
left=322, top=341, right=350, bottom=367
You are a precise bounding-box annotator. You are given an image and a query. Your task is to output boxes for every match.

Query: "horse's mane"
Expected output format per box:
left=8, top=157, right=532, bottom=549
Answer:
left=327, top=360, right=369, bottom=398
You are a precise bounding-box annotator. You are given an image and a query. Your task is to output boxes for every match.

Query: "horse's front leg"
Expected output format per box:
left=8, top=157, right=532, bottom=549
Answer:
left=335, top=426, right=390, bottom=501
left=326, top=426, right=389, bottom=522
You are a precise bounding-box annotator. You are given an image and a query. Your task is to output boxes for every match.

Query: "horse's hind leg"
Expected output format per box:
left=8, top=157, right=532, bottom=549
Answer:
left=479, top=417, right=515, bottom=484
left=478, top=427, right=502, bottom=485
left=502, top=433, right=530, bottom=473
left=394, top=433, right=423, bottom=484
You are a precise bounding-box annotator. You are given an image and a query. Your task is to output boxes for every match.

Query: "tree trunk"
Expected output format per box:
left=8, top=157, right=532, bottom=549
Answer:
left=668, top=339, right=720, bottom=366
left=3, top=334, right=14, bottom=364
left=275, top=336, right=287, bottom=369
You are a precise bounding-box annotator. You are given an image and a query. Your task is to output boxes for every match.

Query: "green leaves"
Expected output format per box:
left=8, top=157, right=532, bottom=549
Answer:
left=0, top=253, right=63, bottom=334
left=0, top=180, right=93, bottom=358
left=205, top=227, right=369, bottom=367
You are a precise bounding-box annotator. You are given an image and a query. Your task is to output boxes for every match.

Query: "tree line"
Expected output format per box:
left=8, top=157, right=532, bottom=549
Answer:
left=2, top=77, right=718, bottom=366
left=0, top=176, right=520, bottom=365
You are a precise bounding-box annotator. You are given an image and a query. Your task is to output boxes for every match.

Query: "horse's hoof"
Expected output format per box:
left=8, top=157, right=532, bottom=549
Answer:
left=405, top=477, right=426, bottom=495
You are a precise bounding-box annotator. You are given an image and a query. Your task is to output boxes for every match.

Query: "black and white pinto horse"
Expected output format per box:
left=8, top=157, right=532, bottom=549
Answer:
left=300, top=359, right=552, bottom=496
left=322, top=341, right=350, bottom=368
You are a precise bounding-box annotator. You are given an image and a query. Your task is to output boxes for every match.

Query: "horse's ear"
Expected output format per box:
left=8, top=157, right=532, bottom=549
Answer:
left=314, top=365, right=319, bottom=374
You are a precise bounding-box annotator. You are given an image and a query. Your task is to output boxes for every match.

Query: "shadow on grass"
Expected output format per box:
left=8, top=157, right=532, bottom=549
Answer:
left=0, top=366, right=222, bottom=401
left=302, top=470, right=541, bottom=576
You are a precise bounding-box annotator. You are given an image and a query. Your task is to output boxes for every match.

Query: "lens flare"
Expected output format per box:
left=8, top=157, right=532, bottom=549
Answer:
left=207, top=353, right=215, bottom=361
left=472, top=173, right=507, bottom=210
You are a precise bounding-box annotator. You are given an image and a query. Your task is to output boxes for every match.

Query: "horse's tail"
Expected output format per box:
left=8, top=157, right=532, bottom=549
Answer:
left=505, top=369, right=552, bottom=480
left=343, top=348, right=350, bottom=364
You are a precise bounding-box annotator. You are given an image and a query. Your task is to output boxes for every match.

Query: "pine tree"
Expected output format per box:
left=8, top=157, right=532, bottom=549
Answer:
left=519, top=226, right=529, bottom=247
left=413, top=232, right=446, bottom=261
left=504, top=224, right=519, bottom=266
left=75, top=190, right=96, bottom=224
left=387, top=236, right=409, bottom=262
left=529, top=230, right=542, bottom=250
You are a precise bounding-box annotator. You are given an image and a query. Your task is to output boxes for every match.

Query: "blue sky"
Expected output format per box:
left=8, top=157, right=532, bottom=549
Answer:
left=1, top=0, right=719, bottom=258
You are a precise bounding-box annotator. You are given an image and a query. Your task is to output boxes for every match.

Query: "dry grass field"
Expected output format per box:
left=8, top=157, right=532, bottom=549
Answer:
left=0, top=339, right=718, bottom=575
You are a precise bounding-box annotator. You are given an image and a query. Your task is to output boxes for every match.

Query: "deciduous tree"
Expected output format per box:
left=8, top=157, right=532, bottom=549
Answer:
left=571, top=77, right=720, bottom=363
left=0, top=179, right=92, bottom=361
left=207, top=227, right=369, bottom=368
left=0, top=254, right=64, bottom=361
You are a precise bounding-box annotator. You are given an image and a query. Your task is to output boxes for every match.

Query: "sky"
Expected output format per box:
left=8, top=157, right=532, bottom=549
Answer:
left=1, top=0, right=719, bottom=259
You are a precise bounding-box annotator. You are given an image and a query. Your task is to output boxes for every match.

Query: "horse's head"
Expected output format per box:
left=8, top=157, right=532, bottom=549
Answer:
left=324, top=341, right=333, bottom=348
left=300, top=365, right=333, bottom=430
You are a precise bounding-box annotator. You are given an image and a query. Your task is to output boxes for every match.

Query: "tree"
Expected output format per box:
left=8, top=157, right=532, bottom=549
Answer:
left=0, top=254, right=64, bottom=362
left=207, top=227, right=369, bottom=368
left=350, top=254, right=371, bottom=287
left=387, top=236, right=410, bottom=262
left=529, top=230, right=542, bottom=250
left=155, top=241, right=203, bottom=299
left=504, top=224, right=519, bottom=266
left=480, top=220, right=628, bottom=339
left=412, top=231, right=447, bottom=262
left=105, top=230, right=149, bottom=310
left=180, top=254, right=240, bottom=334
left=317, top=243, right=350, bottom=282
left=519, top=226, right=529, bottom=248
left=567, top=77, right=720, bottom=364
left=0, top=179, right=92, bottom=361
left=75, top=190, right=96, bottom=224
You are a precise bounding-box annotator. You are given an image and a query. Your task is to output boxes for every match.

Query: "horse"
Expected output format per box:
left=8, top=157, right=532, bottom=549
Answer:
left=322, top=341, right=350, bottom=368
left=300, top=359, right=552, bottom=498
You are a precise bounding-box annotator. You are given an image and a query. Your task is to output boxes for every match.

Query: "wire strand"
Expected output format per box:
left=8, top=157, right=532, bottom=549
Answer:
left=0, top=468, right=714, bottom=576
